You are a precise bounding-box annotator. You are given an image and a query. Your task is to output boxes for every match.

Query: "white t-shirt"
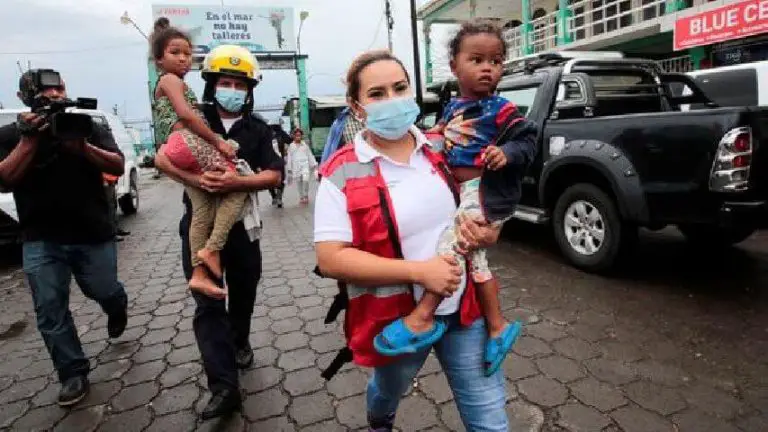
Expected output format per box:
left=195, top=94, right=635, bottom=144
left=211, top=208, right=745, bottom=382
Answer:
left=287, top=141, right=316, bottom=179
left=220, top=117, right=237, bottom=133
left=313, top=127, right=465, bottom=315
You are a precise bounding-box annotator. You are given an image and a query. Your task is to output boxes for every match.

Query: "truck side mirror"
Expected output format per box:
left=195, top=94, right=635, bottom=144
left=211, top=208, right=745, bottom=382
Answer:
left=551, top=73, right=597, bottom=120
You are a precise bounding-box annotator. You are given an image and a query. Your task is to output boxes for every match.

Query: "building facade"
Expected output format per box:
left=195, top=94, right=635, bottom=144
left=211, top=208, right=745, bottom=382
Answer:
left=417, top=0, right=768, bottom=79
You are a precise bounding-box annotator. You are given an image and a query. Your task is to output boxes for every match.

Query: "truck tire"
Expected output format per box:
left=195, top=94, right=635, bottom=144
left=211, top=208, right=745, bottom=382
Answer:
left=552, top=183, right=636, bottom=272
left=677, top=224, right=755, bottom=247
left=118, top=170, right=139, bottom=215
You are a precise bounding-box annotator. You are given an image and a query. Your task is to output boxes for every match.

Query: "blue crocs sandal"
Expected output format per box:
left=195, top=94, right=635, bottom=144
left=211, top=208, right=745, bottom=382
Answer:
left=484, top=321, right=523, bottom=377
left=374, top=318, right=448, bottom=356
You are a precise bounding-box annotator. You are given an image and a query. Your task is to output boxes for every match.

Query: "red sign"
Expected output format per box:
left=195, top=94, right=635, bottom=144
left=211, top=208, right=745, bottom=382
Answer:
left=155, top=7, right=190, bottom=16
left=674, top=0, right=768, bottom=51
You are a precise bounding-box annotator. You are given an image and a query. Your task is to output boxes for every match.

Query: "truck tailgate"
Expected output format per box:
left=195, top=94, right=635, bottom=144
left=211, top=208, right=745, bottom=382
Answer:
left=746, top=107, right=768, bottom=196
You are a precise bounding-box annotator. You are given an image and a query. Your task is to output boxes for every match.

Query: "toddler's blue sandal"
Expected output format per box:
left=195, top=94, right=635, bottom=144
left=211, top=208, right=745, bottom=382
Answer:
left=484, top=321, right=523, bottom=376
left=374, top=318, right=447, bottom=356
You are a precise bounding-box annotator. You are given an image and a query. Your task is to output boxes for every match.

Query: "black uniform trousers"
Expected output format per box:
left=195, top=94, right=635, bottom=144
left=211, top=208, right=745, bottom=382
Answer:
left=268, top=164, right=286, bottom=200
left=180, top=211, right=261, bottom=393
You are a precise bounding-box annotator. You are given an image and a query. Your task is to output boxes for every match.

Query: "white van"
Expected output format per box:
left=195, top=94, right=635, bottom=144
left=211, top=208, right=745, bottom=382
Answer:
left=0, top=109, right=140, bottom=241
left=680, top=61, right=768, bottom=109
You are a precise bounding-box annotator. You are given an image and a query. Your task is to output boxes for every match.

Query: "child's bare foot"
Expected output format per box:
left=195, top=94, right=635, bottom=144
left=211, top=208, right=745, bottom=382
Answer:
left=197, top=248, right=222, bottom=279
left=189, top=268, right=226, bottom=299
left=403, top=313, right=436, bottom=334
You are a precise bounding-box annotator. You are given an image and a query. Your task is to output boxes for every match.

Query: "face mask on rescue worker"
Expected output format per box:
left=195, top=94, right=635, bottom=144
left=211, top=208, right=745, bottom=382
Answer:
left=215, top=88, right=247, bottom=113
left=362, top=96, right=420, bottom=140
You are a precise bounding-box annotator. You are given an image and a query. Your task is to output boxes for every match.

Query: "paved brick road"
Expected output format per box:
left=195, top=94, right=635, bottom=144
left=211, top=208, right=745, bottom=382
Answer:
left=0, top=174, right=765, bottom=431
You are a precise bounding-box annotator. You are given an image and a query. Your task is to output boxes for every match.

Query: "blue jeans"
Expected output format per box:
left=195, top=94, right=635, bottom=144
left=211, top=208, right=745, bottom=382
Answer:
left=23, top=241, right=127, bottom=383
left=367, top=315, right=508, bottom=431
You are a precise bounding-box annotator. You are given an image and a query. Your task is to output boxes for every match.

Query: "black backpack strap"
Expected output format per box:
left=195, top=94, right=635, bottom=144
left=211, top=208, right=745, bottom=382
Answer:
left=435, top=161, right=460, bottom=206
left=314, top=264, right=348, bottom=324
left=314, top=264, right=351, bottom=379
left=321, top=347, right=353, bottom=380
left=378, top=188, right=406, bottom=261
left=325, top=284, right=348, bottom=324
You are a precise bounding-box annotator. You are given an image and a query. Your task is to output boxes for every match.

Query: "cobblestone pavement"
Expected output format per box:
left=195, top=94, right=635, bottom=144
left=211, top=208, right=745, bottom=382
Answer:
left=0, top=174, right=765, bottom=431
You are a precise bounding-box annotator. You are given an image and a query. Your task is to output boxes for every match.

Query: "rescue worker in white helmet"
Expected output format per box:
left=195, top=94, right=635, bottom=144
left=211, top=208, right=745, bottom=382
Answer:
left=155, top=44, right=283, bottom=420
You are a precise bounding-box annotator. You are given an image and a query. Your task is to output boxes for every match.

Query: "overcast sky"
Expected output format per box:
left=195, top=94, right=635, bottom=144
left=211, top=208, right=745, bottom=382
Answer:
left=0, top=0, right=459, bottom=126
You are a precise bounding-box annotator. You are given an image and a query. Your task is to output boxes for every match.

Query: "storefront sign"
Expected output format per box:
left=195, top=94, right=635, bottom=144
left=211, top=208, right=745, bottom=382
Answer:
left=674, top=0, right=768, bottom=51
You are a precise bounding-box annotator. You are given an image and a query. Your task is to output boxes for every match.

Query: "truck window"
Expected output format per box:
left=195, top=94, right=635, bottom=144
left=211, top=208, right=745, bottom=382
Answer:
left=587, top=71, right=662, bottom=115
left=691, top=69, right=758, bottom=108
left=498, top=86, right=538, bottom=116
left=589, top=72, right=656, bottom=96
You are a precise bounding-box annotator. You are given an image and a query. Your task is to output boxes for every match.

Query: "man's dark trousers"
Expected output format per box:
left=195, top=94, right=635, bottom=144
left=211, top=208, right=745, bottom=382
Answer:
left=23, top=241, right=127, bottom=382
left=269, top=165, right=286, bottom=202
left=180, top=213, right=261, bottom=392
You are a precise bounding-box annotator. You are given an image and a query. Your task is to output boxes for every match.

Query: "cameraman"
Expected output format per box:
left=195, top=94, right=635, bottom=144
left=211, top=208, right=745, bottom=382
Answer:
left=0, top=70, right=128, bottom=406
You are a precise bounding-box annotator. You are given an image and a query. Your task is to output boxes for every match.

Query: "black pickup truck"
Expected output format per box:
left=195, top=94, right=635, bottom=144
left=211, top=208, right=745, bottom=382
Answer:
left=429, top=53, right=768, bottom=272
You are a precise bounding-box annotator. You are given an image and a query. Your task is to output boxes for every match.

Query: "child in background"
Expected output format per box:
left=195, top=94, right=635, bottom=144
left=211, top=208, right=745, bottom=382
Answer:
left=151, top=18, right=246, bottom=299
left=286, top=128, right=318, bottom=205
left=374, top=20, right=537, bottom=376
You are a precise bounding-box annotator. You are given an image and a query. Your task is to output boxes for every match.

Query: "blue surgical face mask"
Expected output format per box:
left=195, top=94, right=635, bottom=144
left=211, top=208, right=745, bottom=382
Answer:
left=215, top=88, right=247, bottom=113
left=363, top=97, right=420, bottom=140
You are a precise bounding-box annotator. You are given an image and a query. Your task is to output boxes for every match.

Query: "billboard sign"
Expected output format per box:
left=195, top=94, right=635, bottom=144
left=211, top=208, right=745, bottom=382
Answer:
left=674, top=0, right=768, bottom=51
left=152, top=4, right=296, bottom=67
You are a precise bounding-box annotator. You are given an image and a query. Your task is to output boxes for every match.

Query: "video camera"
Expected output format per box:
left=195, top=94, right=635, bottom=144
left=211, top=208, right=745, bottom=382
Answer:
left=19, top=69, right=98, bottom=141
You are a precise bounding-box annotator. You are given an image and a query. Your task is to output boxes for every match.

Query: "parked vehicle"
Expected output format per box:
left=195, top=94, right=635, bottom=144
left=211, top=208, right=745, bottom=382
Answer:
left=680, top=60, right=768, bottom=110
left=0, top=109, right=140, bottom=244
left=75, top=109, right=141, bottom=216
left=433, top=52, right=768, bottom=272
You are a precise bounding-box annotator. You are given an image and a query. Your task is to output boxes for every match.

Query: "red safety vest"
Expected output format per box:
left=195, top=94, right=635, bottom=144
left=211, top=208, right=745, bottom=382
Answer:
left=319, top=141, right=483, bottom=368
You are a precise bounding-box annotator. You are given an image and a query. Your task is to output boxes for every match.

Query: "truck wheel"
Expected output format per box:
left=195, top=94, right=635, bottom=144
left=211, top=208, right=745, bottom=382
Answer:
left=118, top=170, right=139, bottom=215
left=553, top=183, right=636, bottom=272
left=677, top=224, right=755, bottom=247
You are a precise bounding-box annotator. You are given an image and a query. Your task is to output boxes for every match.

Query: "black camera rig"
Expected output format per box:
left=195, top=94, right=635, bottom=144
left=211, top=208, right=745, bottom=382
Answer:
left=18, top=69, right=98, bottom=140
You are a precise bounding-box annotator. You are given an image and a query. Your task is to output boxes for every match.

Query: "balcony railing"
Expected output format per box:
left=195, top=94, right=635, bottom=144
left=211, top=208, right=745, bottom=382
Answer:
left=504, top=26, right=524, bottom=59
left=658, top=54, right=694, bottom=73
left=531, top=12, right=558, bottom=53
left=569, top=0, right=667, bottom=42
left=502, top=0, right=710, bottom=59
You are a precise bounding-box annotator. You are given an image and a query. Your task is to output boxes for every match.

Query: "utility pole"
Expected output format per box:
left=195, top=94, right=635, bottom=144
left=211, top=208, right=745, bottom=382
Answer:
left=409, top=0, right=423, bottom=107
left=385, top=0, right=394, bottom=52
